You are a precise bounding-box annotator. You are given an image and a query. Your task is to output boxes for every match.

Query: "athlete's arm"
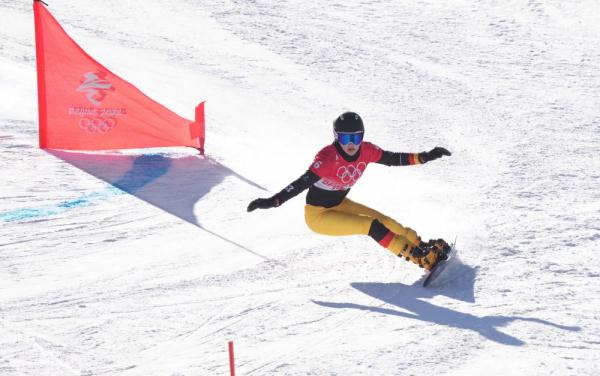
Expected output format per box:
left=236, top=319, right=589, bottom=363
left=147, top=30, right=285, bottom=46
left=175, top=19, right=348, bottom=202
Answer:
left=376, top=147, right=451, bottom=166
left=377, top=151, right=423, bottom=166
left=247, top=170, right=320, bottom=212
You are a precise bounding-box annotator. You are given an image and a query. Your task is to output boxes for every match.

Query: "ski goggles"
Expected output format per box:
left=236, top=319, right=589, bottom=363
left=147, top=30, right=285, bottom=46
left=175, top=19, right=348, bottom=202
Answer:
left=335, top=131, right=364, bottom=145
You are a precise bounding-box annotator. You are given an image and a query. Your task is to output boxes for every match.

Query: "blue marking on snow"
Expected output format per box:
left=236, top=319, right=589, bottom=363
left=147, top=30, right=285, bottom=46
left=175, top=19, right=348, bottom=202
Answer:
left=0, top=188, right=123, bottom=222
left=1, top=154, right=171, bottom=223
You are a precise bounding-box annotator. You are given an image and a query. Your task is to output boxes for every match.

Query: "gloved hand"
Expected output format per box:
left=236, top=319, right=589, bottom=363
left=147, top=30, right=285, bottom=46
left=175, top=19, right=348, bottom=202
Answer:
left=247, top=196, right=279, bottom=212
left=419, top=147, right=451, bottom=163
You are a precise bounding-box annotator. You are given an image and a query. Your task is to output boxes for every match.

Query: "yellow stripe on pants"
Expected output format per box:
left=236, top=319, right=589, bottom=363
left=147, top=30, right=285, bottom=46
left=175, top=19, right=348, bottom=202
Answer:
left=304, top=198, right=419, bottom=245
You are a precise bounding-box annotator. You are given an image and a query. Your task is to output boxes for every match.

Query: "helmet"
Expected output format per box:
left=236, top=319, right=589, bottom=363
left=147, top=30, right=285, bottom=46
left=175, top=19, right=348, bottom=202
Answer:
left=333, top=112, right=364, bottom=133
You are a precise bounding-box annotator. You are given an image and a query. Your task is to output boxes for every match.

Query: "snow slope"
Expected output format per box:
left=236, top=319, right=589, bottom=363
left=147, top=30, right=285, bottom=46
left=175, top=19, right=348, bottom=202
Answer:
left=1, top=0, right=599, bottom=374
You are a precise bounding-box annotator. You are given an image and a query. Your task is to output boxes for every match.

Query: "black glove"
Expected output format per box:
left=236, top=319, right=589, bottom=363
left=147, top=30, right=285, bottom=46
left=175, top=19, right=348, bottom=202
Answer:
left=247, top=197, right=279, bottom=212
left=419, top=147, right=451, bottom=163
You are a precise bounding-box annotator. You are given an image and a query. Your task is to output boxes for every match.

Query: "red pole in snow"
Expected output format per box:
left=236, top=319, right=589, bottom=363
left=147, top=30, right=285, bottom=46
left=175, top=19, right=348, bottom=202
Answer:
left=228, top=341, right=235, bottom=376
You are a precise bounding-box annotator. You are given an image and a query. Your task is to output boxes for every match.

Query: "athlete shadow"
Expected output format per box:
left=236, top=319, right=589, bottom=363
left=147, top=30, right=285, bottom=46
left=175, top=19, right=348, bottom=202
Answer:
left=48, top=149, right=273, bottom=260
left=313, top=260, right=580, bottom=346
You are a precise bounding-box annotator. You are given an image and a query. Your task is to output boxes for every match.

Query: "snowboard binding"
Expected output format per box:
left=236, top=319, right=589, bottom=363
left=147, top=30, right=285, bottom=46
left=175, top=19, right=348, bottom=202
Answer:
left=408, top=238, right=451, bottom=270
left=422, top=238, right=458, bottom=287
left=425, top=239, right=451, bottom=261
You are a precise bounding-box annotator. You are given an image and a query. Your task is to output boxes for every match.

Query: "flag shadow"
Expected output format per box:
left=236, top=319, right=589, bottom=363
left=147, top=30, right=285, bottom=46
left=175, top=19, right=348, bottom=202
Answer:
left=48, top=149, right=274, bottom=261
left=313, top=261, right=580, bottom=346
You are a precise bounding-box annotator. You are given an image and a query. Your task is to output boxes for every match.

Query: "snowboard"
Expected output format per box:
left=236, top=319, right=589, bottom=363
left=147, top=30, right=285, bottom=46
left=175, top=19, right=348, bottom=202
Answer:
left=422, top=241, right=457, bottom=287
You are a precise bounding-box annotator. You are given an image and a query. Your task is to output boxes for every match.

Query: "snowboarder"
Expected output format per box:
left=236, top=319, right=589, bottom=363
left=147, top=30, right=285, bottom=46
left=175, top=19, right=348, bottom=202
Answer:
left=247, top=112, right=452, bottom=270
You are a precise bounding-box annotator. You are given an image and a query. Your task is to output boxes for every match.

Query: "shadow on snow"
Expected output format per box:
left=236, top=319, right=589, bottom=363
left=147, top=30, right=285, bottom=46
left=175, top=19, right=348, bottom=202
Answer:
left=45, top=149, right=273, bottom=261
left=313, top=258, right=580, bottom=346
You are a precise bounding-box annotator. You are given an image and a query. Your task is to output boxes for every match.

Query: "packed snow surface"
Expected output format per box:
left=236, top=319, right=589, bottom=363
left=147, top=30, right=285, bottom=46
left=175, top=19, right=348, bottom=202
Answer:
left=1, top=0, right=599, bottom=374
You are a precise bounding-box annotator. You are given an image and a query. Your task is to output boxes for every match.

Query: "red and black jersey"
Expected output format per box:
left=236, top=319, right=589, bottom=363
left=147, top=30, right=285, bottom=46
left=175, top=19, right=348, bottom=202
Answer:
left=309, top=142, right=383, bottom=191
left=273, top=141, right=424, bottom=208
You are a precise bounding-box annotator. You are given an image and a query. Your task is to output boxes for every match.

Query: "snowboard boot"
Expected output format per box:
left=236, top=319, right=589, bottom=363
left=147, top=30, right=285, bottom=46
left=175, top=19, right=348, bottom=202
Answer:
left=409, top=241, right=440, bottom=270
left=417, top=238, right=452, bottom=270
left=426, top=238, right=451, bottom=260
left=385, top=235, right=439, bottom=270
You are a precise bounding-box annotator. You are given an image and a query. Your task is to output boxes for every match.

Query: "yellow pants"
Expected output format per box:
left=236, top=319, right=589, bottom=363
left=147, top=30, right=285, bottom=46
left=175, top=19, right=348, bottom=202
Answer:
left=304, top=198, right=421, bottom=258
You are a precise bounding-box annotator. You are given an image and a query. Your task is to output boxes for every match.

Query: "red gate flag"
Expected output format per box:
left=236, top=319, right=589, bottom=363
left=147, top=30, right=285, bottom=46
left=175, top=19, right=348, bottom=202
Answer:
left=33, top=1, right=205, bottom=153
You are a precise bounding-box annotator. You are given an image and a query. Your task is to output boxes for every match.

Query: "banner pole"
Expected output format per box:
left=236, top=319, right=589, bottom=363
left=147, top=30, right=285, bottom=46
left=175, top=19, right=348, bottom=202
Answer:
left=33, top=0, right=49, bottom=148
left=195, top=101, right=206, bottom=155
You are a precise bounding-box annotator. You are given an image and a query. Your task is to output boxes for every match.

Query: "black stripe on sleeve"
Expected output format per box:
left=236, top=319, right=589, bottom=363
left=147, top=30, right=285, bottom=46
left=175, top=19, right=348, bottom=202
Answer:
left=376, top=151, right=414, bottom=166
left=273, top=170, right=320, bottom=206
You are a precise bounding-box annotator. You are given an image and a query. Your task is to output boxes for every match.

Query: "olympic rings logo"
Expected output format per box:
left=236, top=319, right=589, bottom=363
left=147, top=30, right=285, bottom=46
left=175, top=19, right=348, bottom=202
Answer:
left=336, top=162, right=366, bottom=184
left=79, top=117, right=117, bottom=133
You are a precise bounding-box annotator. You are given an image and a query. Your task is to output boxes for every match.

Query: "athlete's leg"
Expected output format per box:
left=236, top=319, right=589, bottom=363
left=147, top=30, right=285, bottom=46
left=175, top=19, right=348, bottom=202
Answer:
left=304, top=203, right=373, bottom=236
left=304, top=199, right=440, bottom=270
left=335, top=198, right=420, bottom=245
